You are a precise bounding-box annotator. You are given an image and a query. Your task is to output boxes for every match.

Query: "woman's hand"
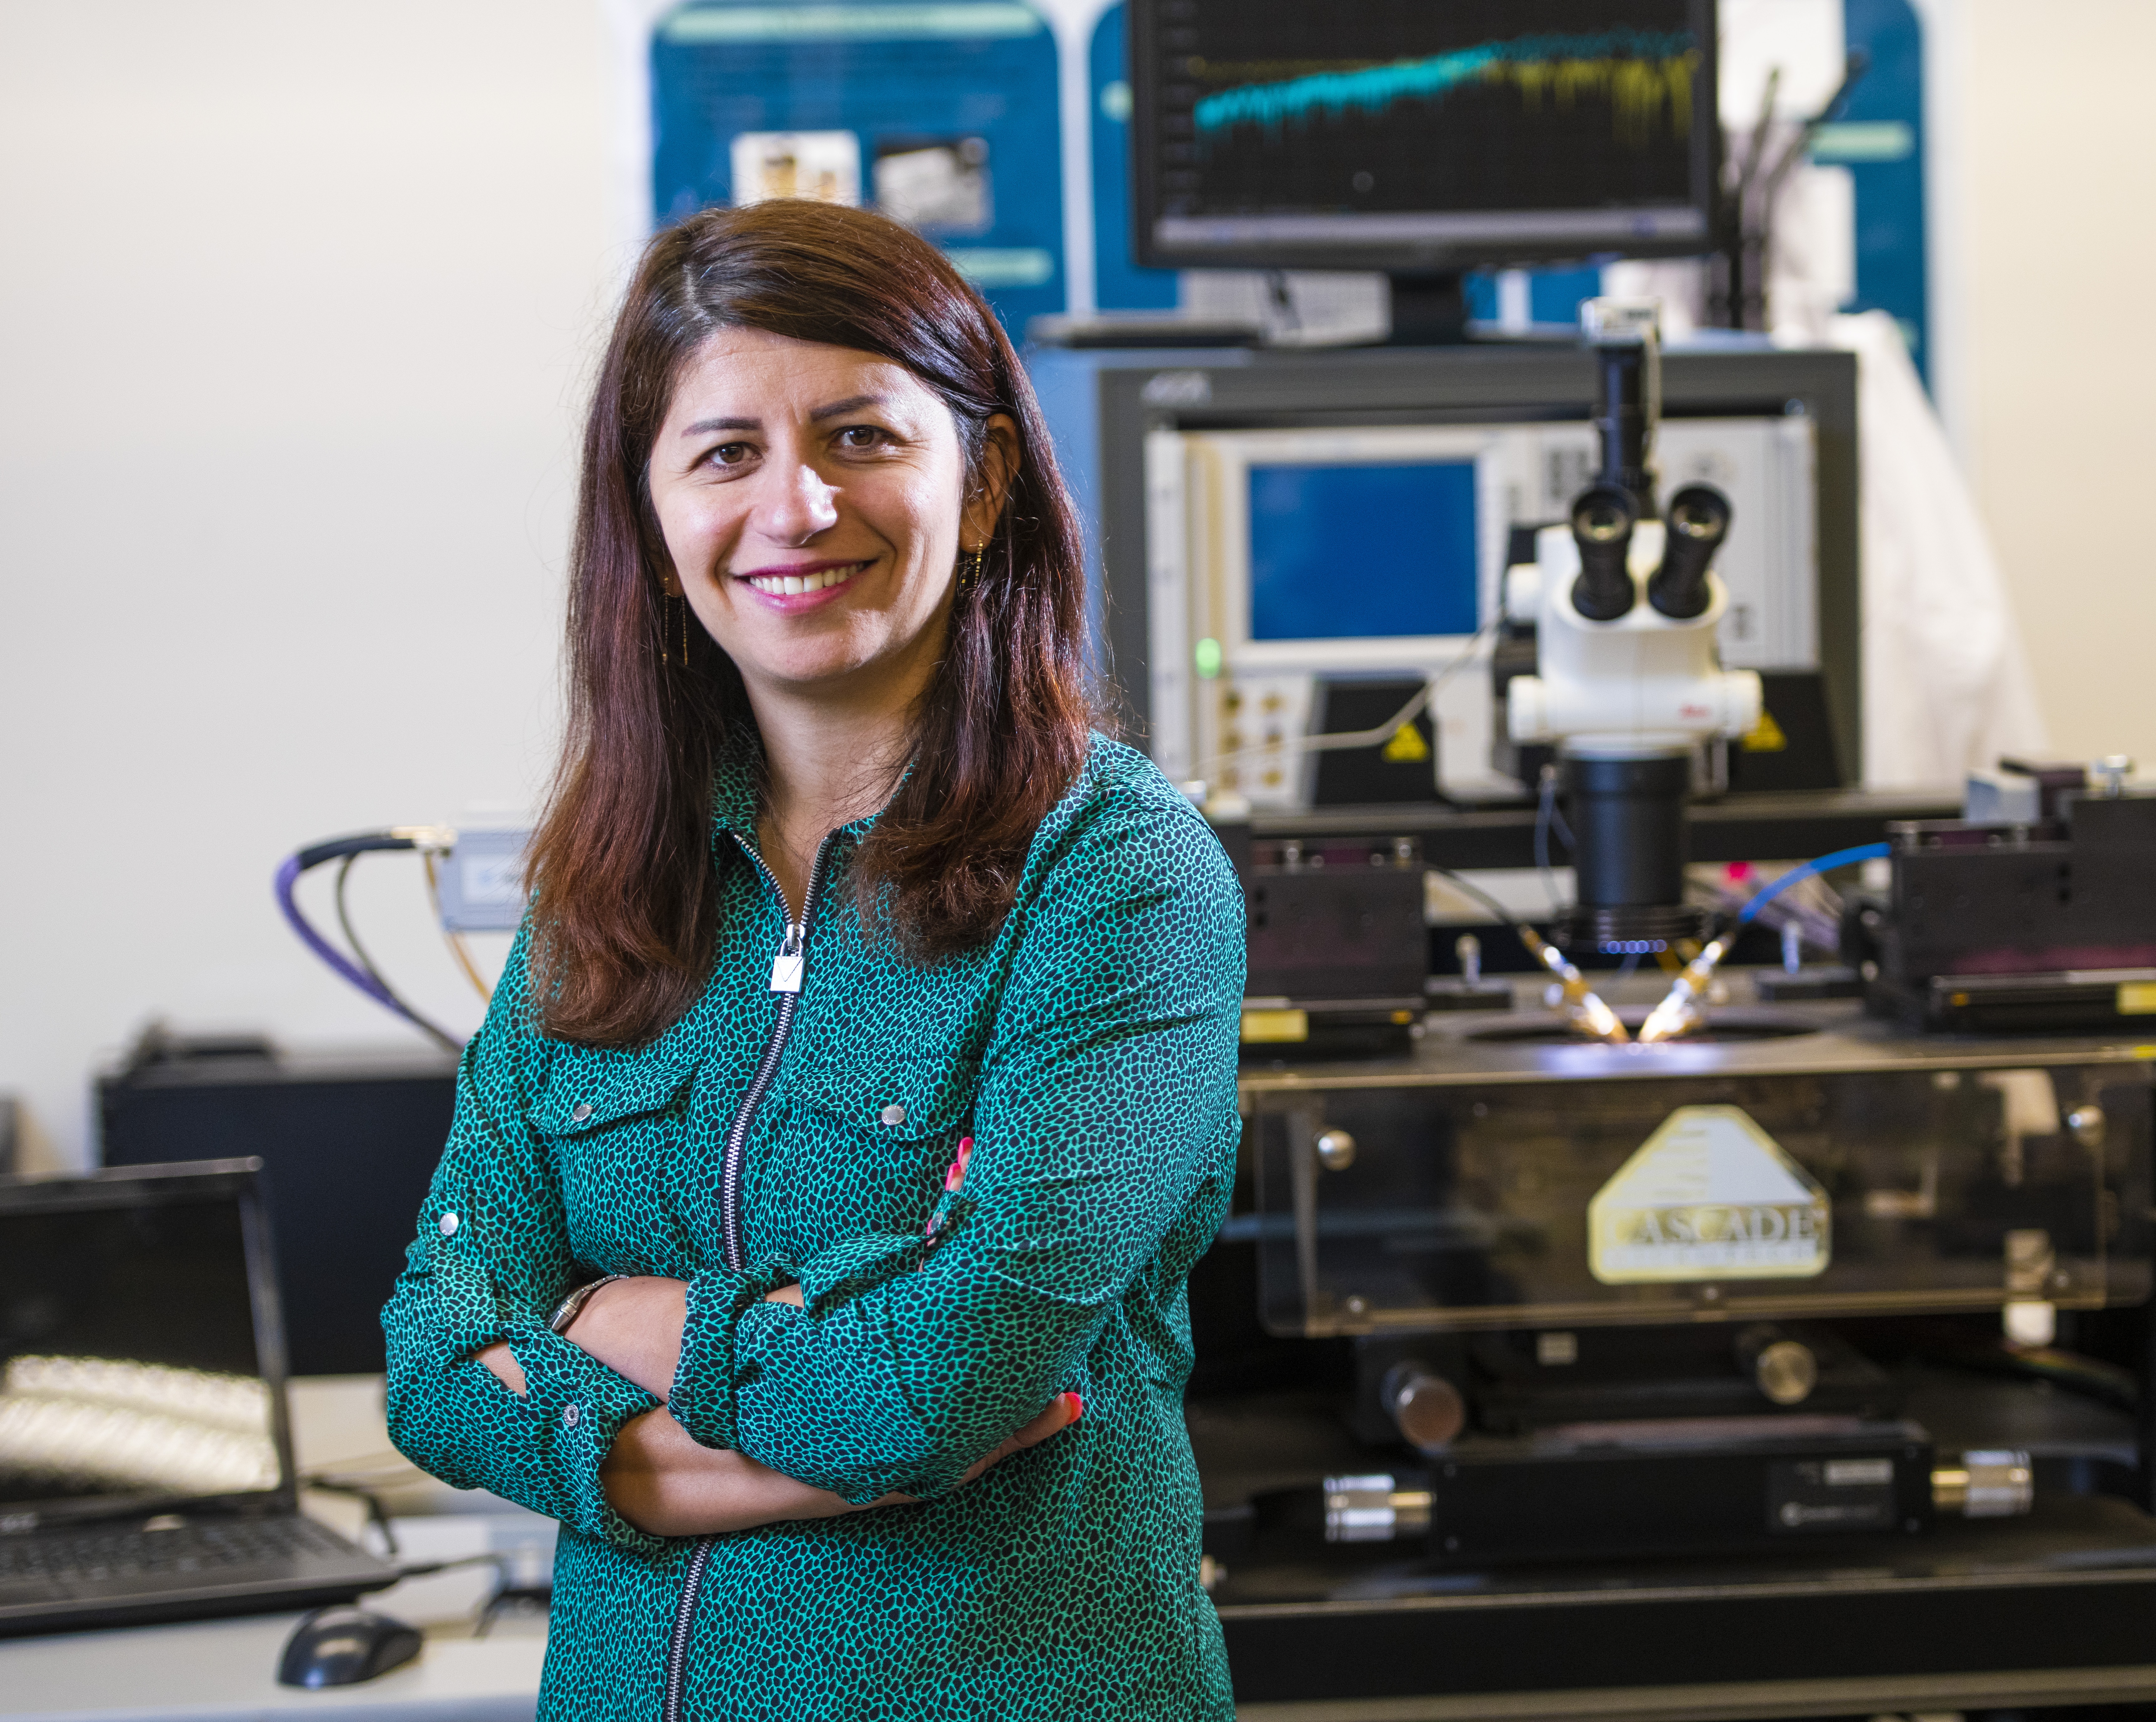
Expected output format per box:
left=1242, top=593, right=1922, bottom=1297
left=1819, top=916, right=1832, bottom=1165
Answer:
left=470, top=1276, right=686, bottom=1399
left=600, top=1390, right=1083, bottom=1537
left=563, top=1276, right=687, bottom=1396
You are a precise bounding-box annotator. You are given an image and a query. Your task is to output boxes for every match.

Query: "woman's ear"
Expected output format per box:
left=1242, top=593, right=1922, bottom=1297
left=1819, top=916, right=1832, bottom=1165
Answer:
left=961, top=414, right=1021, bottom=549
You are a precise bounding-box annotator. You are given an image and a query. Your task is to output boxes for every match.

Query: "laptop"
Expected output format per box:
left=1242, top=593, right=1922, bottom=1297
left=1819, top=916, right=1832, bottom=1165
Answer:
left=0, top=1159, right=400, bottom=1634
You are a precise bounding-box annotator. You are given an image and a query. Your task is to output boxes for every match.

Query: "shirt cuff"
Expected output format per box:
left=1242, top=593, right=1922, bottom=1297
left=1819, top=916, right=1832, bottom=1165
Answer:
left=795, top=1209, right=969, bottom=1312
left=667, top=1262, right=797, bottom=1451
left=503, top=1327, right=667, bottom=1553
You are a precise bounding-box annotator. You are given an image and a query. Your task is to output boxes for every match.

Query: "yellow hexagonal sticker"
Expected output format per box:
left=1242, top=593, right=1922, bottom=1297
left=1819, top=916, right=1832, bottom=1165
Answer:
left=1589, top=1104, right=1831, bottom=1283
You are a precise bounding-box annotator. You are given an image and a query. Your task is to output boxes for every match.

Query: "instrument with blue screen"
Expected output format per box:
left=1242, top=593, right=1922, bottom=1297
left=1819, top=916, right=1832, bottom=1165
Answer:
left=1145, top=413, right=1816, bottom=811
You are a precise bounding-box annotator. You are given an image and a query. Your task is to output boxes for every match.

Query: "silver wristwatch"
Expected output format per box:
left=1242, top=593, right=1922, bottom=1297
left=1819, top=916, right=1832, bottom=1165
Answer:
left=548, top=1274, right=627, bottom=1335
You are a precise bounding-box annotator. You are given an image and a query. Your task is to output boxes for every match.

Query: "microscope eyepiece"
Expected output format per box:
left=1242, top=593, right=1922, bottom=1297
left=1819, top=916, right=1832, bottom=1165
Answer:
left=1568, top=484, right=1638, bottom=622
left=1646, top=483, right=1732, bottom=620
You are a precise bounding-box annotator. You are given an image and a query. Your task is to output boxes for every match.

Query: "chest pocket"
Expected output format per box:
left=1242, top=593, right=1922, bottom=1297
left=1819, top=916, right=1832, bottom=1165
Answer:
left=531, top=1055, right=704, bottom=1276
left=530, top=1057, right=696, bottom=1140
left=785, top=1053, right=979, bottom=1232
left=793, top=1053, right=976, bottom=1140
left=782, top=1053, right=982, bottom=1307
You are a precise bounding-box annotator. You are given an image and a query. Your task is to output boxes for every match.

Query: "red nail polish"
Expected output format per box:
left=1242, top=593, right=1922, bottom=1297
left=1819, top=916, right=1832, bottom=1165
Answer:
left=1065, top=1392, right=1084, bottom=1421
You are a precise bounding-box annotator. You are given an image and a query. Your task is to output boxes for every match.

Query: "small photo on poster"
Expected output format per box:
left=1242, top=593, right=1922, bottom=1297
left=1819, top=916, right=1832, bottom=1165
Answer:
left=729, top=131, right=861, bottom=207
left=873, top=137, right=993, bottom=235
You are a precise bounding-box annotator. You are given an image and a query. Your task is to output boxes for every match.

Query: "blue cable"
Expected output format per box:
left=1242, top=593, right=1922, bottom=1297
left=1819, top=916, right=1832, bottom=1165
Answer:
left=1736, top=842, right=1890, bottom=926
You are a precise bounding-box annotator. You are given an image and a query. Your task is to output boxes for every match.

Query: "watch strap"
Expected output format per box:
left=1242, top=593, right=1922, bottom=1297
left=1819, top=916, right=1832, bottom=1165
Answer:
left=548, top=1273, right=627, bottom=1335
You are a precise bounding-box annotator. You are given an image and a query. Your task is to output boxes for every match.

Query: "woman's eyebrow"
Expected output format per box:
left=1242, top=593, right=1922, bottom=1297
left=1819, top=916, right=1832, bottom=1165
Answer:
left=678, top=394, right=886, bottom=437
left=807, top=393, right=886, bottom=422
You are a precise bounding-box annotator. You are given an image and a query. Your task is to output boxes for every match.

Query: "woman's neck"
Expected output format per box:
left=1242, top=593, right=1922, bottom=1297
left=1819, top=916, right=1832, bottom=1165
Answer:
left=744, top=653, right=932, bottom=917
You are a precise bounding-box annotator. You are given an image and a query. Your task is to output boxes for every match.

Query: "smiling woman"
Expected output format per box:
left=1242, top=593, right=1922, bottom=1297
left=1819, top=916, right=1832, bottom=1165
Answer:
left=646, top=329, right=1018, bottom=913
left=534, top=203, right=1095, bottom=1047
left=381, top=200, right=1245, bottom=1722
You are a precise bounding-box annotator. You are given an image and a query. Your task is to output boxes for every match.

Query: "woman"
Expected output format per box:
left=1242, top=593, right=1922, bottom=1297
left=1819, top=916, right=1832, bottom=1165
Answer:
left=382, top=198, right=1245, bottom=1721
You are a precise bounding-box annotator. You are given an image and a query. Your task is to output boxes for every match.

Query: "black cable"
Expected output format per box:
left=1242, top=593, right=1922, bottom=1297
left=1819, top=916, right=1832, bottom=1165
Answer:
left=302, top=1478, right=401, bottom=1558
left=1264, top=269, right=1300, bottom=334
left=1534, top=766, right=1573, bottom=914
left=1429, top=864, right=1528, bottom=930
left=332, top=853, right=461, bottom=1055
left=395, top=1552, right=511, bottom=1582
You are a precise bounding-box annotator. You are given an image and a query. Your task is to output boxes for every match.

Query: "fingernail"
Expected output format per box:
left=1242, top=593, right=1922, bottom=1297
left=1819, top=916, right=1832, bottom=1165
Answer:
left=1064, top=1392, right=1084, bottom=1421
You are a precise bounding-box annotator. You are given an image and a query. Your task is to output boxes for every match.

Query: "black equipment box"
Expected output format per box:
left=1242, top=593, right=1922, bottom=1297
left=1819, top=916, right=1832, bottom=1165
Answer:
left=1190, top=996, right=2156, bottom=1714
left=98, top=1047, right=456, bottom=1375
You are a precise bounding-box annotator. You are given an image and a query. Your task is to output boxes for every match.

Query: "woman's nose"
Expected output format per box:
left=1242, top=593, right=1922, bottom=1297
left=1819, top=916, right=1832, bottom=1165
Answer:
left=759, top=462, right=840, bottom=546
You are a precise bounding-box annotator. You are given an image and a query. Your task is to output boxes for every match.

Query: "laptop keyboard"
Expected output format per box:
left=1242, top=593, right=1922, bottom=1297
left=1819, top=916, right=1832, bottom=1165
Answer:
left=0, top=1516, right=353, bottom=1588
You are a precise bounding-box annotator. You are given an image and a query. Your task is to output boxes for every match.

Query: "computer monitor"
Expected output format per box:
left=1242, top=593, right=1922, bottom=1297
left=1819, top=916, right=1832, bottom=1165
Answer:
left=1128, top=0, right=1719, bottom=327
left=0, top=1162, right=290, bottom=1524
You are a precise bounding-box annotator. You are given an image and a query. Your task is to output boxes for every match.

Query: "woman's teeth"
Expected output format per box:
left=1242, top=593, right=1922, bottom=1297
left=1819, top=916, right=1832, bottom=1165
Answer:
left=746, top=563, right=863, bottom=596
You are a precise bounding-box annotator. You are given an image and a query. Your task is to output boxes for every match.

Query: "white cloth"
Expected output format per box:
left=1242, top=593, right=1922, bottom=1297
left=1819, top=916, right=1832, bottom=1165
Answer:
left=1830, top=309, right=2048, bottom=786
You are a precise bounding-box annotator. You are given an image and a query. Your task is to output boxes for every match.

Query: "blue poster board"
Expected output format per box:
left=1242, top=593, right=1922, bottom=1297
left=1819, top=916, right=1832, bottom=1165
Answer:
left=1820, top=0, right=1928, bottom=384
left=651, top=0, right=1068, bottom=332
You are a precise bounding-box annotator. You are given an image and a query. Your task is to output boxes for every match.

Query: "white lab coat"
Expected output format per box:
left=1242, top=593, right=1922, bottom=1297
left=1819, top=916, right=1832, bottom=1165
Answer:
left=1829, top=308, right=2048, bottom=787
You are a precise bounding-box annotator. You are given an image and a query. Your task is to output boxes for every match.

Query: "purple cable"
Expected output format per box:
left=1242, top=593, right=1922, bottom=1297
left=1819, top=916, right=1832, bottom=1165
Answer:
left=274, top=852, right=401, bottom=1010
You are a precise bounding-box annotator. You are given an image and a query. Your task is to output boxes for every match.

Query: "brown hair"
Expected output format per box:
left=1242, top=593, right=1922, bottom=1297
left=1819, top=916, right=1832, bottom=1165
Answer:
left=525, top=200, right=1093, bottom=1046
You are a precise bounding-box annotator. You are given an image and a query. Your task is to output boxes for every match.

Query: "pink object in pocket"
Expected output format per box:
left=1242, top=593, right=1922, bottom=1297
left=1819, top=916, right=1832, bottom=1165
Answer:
left=927, top=1137, right=975, bottom=1237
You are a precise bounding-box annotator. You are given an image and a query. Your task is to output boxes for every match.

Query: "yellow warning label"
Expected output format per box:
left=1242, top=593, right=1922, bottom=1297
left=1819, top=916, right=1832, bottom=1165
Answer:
left=1381, top=723, right=1430, bottom=764
left=2118, top=983, right=2156, bottom=1015
left=1742, top=708, right=1788, bottom=753
left=1241, top=1008, right=1309, bottom=1044
left=1589, top=1105, right=1830, bottom=1283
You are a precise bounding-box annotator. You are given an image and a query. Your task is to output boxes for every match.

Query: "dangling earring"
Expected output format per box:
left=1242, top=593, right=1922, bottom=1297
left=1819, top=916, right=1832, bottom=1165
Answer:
left=663, top=591, right=688, bottom=667
left=956, top=543, right=985, bottom=595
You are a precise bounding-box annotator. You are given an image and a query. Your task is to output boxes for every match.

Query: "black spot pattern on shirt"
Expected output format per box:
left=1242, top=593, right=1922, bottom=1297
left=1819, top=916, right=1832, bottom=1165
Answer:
left=383, top=736, right=1245, bottom=1720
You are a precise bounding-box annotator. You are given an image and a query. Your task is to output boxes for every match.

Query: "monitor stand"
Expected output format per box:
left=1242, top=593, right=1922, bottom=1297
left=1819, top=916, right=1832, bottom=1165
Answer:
left=1384, top=272, right=1471, bottom=346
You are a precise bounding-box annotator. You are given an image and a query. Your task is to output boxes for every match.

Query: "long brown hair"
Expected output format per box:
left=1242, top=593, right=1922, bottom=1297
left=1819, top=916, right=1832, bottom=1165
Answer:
left=526, top=201, right=1093, bottom=1047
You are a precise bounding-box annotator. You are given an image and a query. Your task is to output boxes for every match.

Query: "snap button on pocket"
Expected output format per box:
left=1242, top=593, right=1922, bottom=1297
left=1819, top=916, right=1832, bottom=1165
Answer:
left=562, top=1403, right=581, bottom=1430
left=572, top=1103, right=593, bottom=1123
left=438, top=1212, right=459, bottom=1237
left=879, top=1104, right=906, bottom=1128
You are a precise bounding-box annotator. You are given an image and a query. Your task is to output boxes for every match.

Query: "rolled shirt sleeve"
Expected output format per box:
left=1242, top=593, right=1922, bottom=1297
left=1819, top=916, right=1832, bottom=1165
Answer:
left=381, top=931, right=684, bottom=1554
left=666, top=791, right=1247, bottom=1503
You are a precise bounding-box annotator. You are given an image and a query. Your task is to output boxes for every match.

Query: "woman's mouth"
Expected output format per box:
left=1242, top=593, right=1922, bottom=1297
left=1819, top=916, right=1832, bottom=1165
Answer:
left=740, top=561, right=869, bottom=597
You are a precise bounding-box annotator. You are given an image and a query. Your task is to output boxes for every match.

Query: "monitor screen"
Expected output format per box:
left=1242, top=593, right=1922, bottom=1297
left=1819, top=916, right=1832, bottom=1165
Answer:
left=1248, top=461, right=1480, bottom=642
left=1131, top=0, right=1716, bottom=271
left=0, top=1182, right=282, bottom=1516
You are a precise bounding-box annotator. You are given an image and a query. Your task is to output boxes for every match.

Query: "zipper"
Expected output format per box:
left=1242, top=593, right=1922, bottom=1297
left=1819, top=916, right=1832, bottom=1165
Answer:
left=658, top=829, right=834, bottom=1714
left=718, top=828, right=835, bottom=1275
left=661, top=1534, right=714, bottom=1722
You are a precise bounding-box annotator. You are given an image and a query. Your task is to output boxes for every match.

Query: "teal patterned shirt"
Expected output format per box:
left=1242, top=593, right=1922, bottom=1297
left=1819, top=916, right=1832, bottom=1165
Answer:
left=382, top=734, right=1245, bottom=1721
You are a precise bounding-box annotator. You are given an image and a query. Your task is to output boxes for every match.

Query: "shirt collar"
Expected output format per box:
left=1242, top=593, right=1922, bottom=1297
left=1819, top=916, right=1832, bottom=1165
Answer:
left=706, top=721, right=911, bottom=842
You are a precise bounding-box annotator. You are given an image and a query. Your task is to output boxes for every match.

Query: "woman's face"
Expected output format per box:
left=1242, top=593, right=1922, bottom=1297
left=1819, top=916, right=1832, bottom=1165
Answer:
left=647, top=327, right=1010, bottom=704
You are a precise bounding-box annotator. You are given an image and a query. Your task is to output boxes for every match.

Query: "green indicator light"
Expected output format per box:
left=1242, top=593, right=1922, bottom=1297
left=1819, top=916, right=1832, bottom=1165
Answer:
left=1194, top=638, right=1222, bottom=679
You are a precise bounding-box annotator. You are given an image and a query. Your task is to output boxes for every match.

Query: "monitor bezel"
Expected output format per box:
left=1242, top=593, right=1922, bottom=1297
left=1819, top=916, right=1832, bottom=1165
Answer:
left=0, top=1159, right=299, bottom=1529
left=1128, top=0, right=1723, bottom=275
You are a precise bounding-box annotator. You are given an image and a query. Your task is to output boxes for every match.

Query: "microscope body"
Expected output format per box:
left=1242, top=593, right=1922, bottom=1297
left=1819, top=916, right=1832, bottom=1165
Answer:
left=1505, top=518, right=1761, bottom=755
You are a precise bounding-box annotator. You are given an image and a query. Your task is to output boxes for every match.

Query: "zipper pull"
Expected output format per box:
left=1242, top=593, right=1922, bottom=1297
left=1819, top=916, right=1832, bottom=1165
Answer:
left=769, top=923, right=804, bottom=994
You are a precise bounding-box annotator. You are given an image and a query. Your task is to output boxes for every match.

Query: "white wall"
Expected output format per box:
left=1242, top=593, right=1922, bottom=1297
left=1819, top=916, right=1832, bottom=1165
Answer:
left=0, top=1, right=621, bottom=1168
left=4, top=0, right=2153, bottom=1169
left=1949, top=0, right=2156, bottom=771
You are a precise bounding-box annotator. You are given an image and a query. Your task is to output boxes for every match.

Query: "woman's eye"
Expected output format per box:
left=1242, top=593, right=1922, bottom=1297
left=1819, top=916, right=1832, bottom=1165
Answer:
left=710, top=442, right=754, bottom=468
left=837, top=426, right=888, bottom=451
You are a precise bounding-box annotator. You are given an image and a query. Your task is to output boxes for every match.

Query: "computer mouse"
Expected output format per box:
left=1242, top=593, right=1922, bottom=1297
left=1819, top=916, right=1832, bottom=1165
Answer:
left=275, top=1605, right=423, bottom=1688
